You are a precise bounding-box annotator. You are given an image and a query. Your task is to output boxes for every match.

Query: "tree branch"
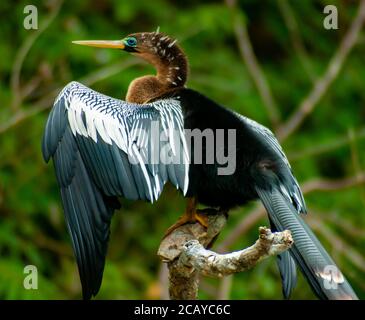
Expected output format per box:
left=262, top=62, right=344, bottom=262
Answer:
left=216, top=275, right=233, bottom=300
left=277, top=0, right=365, bottom=141
left=287, top=127, right=365, bottom=162
left=276, top=0, right=316, bottom=82
left=301, top=173, right=365, bottom=194
left=158, top=209, right=292, bottom=300
left=0, top=58, right=141, bottom=134
left=10, top=0, right=64, bottom=110
left=308, top=214, right=365, bottom=273
left=180, top=227, right=292, bottom=278
left=225, top=0, right=281, bottom=127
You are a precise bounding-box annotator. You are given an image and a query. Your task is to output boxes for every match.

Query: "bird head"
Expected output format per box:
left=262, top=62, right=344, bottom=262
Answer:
left=72, top=31, right=188, bottom=101
left=72, top=31, right=181, bottom=63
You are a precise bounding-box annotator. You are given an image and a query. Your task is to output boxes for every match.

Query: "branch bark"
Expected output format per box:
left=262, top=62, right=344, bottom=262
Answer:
left=158, top=209, right=292, bottom=300
left=180, top=228, right=292, bottom=277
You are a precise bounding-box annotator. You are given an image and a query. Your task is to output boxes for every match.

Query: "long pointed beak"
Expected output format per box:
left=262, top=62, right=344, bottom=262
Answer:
left=72, top=40, right=125, bottom=49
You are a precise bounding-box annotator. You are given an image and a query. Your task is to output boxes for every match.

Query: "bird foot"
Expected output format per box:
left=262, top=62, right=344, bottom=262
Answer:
left=164, top=210, right=210, bottom=238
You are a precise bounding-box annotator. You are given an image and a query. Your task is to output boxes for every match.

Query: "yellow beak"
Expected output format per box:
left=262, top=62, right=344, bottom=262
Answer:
left=72, top=40, right=125, bottom=49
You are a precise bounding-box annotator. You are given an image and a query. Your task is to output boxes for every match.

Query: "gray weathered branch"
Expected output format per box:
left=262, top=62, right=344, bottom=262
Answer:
left=158, top=209, right=293, bottom=300
left=180, top=227, right=293, bottom=277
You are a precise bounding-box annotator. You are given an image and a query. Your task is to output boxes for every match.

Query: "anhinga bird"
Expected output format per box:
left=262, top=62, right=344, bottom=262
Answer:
left=42, top=31, right=358, bottom=300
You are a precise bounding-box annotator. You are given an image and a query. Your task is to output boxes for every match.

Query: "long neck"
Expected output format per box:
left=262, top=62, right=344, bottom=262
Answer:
left=126, top=41, right=188, bottom=104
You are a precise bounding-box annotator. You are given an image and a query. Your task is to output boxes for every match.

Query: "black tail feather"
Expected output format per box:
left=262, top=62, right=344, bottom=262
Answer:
left=269, top=218, right=297, bottom=299
left=256, top=184, right=358, bottom=300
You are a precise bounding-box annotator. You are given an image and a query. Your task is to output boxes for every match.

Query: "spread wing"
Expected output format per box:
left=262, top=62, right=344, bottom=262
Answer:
left=42, top=81, right=189, bottom=298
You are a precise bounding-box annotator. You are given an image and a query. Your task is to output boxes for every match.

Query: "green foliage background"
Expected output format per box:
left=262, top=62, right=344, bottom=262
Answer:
left=0, top=0, right=364, bottom=299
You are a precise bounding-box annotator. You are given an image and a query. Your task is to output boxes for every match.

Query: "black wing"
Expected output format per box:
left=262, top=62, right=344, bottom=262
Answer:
left=238, top=114, right=306, bottom=214
left=238, top=115, right=303, bottom=298
left=42, top=81, right=189, bottom=298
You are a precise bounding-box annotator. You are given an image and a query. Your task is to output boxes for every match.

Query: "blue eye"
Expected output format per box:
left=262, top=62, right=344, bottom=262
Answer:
left=126, top=37, right=137, bottom=47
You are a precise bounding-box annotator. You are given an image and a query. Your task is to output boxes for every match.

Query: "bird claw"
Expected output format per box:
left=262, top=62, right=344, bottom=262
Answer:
left=163, top=210, right=210, bottom=238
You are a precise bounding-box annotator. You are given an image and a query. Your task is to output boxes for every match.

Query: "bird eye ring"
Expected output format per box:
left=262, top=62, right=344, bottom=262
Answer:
left=126, top=37, right=137, bottom=47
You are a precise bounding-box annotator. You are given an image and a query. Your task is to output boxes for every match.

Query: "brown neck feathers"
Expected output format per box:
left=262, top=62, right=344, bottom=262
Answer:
left=126, top=33, right=188, bottom=104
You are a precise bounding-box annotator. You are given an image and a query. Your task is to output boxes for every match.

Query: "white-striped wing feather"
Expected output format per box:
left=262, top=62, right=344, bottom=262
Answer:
left=46, top=81, right=189, bottom=202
